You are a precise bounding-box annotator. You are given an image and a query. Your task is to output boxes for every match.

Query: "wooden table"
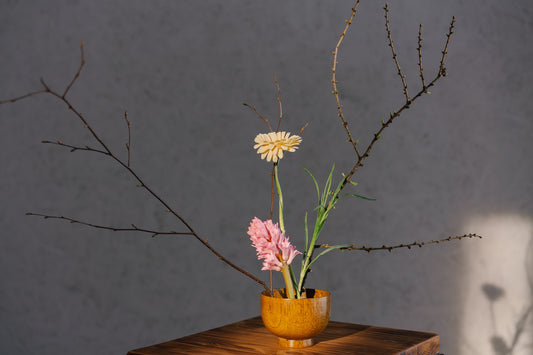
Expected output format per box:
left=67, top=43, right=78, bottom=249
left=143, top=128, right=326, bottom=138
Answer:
left=127, top=316, right=440, bottom=354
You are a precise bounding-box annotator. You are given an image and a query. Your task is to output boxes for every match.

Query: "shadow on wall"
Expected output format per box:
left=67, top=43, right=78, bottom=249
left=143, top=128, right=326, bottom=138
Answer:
left=482, top=282, right=532, bottom=355
left=460, top=214, right=533, bottom=355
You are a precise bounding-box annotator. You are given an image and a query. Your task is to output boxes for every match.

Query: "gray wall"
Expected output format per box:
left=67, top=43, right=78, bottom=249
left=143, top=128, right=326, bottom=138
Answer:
left=1, top=1, right=532, bottom=354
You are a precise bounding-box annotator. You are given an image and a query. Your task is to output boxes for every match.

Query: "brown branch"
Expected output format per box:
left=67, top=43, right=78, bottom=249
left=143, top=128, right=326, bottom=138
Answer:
left=332, top=0, right=362, bottom=160
left=333, top=15, right=457, bottom=201
left=417, top=23, right=427, bottom=89
left=318, top=233, right=482, bottom=252
left=39, top=77, right=116, bottom=158
left=439, top=16, right=456, bottom=77
left=62, top=41, right=86, bottom=98
left=242, top=103, right=272, bottom=132
left=0, top=89, right=49, bottom=104
left=26, top=213, right=194, bottom=237
left=42, top=140, right=109, bottom=155
left=2, top=44, right=270, bottom=294
left=298, top=122, right=309, bottom=136
left=384, top=3, right=410, bottom=103
left=274, top=73, right=283, bottom=132
left=124, top=111, right=131, bottom=167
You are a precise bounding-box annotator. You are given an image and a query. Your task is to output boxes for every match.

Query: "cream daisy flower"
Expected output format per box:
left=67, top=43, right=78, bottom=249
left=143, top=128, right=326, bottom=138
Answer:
left=253, top=131, right=302, bottom=163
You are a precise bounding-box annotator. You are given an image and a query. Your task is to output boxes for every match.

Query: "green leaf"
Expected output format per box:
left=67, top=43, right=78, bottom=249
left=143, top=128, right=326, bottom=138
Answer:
left=307, top=244, right=350, bottom=268
left=322, top=164, right=335, bottom=204
left=342, top=193, right=376, bottom=201
left=302, top=167, right=320, bottom=203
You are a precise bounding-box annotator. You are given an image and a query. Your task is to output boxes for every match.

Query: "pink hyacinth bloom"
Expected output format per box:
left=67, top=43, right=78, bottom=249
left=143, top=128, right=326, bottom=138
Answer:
left=247, top=217, right=301, bottom=271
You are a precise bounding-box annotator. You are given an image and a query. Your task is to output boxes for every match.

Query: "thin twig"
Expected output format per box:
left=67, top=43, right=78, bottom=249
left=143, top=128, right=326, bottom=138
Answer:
left=384, top=3, right=410, bottom=103
left=318, top=234, right=482, bottom=252
left=242, top=103, right=272, bottom=132
left=299, top=122, right=309, bottom=136
left=42, top=140, right=109, bottom=155
left=26, top=213, right=194, bottom=237
left=417, top=23, right=427, bottom=89
left=124, top=111, right=131, bottom=167
left=0, top=89, right=49, bottom=104
left=274, top=73, right=283, bottom=132
left=332, top=0, right=362, bottom=160
left=62, top=41, right=86, bottom=98
left=439, top=16, right=456, bottom=77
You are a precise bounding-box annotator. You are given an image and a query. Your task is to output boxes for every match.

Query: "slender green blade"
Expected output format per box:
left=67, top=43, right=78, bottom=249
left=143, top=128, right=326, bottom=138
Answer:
left=307, top=244, right=350, bottom=269
left=302, top=167, right=320, bottom=203
left=342, top=193, right=376, bottom=201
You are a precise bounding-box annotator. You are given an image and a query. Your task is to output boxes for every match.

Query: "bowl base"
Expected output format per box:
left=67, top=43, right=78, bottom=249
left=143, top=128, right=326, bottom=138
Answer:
left=278, top=338, right=314, bottom=348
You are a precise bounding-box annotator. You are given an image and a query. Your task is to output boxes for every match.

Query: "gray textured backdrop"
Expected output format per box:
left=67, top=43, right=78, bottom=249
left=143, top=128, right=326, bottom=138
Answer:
left=1, top=1, right=532, bottom=354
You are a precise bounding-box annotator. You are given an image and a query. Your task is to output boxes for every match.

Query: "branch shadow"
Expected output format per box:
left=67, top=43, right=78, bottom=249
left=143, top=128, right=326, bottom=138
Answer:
left=483, top=235, right=533, bottom=355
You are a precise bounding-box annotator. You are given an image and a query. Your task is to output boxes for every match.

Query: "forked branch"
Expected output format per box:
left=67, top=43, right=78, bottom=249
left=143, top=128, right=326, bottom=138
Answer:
left=1, top=3, right=470, bottom=291
left=326, top=3, right=469, bottom=251
left=332, top=3, right=457, bottom=202
left=0, top=42, right=270, bottom=293
left=26, top=213, right=194, bottom=237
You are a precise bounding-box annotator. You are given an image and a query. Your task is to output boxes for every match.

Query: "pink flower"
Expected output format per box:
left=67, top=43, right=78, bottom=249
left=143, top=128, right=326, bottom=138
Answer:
left=247, top=217, right=301, bottom=271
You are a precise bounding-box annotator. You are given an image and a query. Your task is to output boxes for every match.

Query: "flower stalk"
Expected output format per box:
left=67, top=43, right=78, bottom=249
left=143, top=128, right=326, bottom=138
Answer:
left=281, top=263, right=296, bottom=299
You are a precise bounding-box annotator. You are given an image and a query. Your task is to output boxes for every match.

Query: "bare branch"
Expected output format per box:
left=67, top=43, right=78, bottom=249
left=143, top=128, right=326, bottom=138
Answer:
left=384, top=3, right=410, bottom=103
left=124, top=111, right=131, bottom=167
left=1, top=44, right=270, bottom=293
left=332, top=0, right=362, bottom=160
left=333, top=15, right=457, bottom=201
left=273, top=73, right=283, bottom=132
left=26, top=213, right=194, bottom=237
left=318, top=233, right=482, bottom=253
left=0, top=89, right=49, bottom=104
left=439, top=16, right=456, bottom=77
left=42, top=140, right=109, bottom=155
left=298, top=122, right=309, bottom=136
left=242, top=103, right=272, bottom=131
left=417, top=23, right=427, bottom=89
left=62, top=41, right=86, bottom=98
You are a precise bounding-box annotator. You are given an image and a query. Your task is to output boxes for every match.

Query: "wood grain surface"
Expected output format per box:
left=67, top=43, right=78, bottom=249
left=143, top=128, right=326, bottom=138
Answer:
left=127, top=317, right=440, bottom=355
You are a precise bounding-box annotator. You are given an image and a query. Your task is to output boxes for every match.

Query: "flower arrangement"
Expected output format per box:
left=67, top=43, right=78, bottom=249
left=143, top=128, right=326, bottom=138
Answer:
left=0, top=1, right=481, bottom=302
left=240, top=2, right=483, bottom=300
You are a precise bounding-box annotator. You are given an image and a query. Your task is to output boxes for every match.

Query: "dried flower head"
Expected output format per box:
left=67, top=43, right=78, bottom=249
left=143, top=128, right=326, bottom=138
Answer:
left=253, top=131, right=302, bottom=163
left=247, top=217, right=301, bottom=271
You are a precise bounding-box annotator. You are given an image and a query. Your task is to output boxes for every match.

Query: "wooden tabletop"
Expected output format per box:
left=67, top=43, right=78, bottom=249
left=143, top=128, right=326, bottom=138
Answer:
left=127, top=316, right=440, bottom=354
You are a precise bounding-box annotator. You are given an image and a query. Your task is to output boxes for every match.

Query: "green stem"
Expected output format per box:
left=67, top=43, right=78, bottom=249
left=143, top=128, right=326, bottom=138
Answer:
left=281, top=263, right=296, bottom=299
left=289, top=264, right=301, bottom=299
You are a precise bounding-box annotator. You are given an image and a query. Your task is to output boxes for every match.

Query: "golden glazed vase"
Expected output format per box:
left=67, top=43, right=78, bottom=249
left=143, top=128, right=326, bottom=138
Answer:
left=260, top=289, right=331, bottom=348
